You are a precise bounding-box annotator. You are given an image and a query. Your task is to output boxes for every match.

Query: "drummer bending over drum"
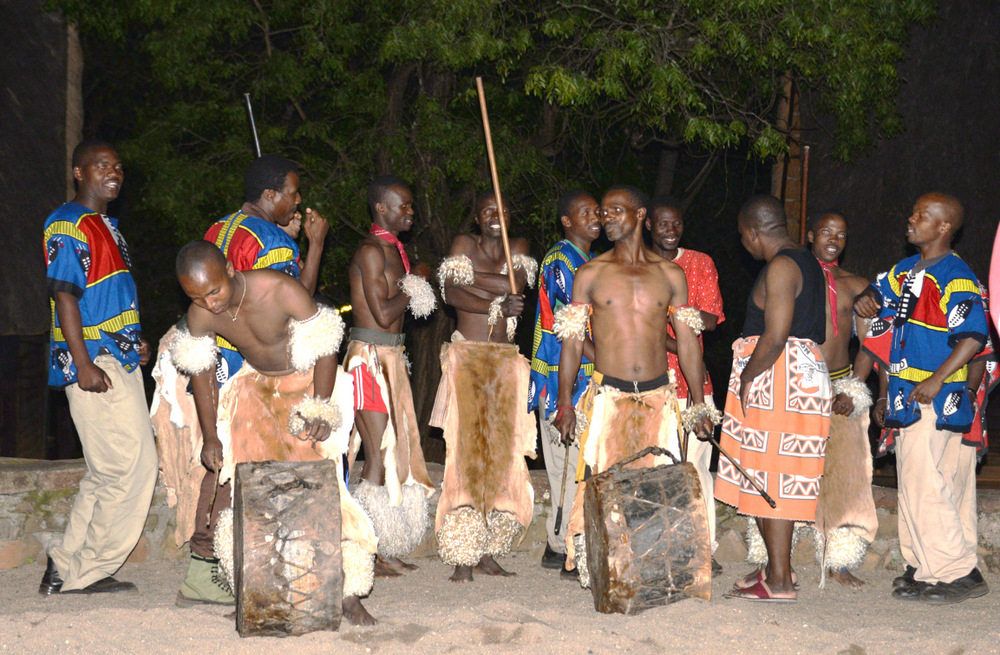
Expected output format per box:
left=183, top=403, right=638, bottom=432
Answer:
left=553, top=185, right=719, bottom=585
left=169, top=241, right=379, bottom=626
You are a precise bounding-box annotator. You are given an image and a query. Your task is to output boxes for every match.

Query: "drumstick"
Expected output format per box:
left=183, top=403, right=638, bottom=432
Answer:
left=703, top=433, right=777, bottom=509
left=475, top=77, right=517, bottom=293
left=206, top=468, right=221, bottom=528
left=553, top=441, right=571, bottom=536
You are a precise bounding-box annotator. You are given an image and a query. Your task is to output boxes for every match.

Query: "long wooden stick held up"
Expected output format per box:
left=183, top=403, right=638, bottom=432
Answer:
left=798, top=145, right=810, bottom=245
left=475, top=77, right=517, bottom=293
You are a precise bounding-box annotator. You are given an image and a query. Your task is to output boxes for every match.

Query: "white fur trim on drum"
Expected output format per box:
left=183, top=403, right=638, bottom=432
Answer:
left=500, top=254, right=539, bottom=289
left=354, top=480, right=429, bottom=559
left=573, top=533, right=590, bottom=589
left=287, top=306, right=345, bottom=373
left=680, top=402, right=724, bottom=434
left=397, top=274, right=437, bottom=319
left=213, top=507, right=235, bottom=593
left=436, top=506, right=488, bottom=567
left=341, top=539, right=375, bottom=598
left=832, top=376, right=873, bottom=418
left=485, top=510, right=524, bottom=558
left=673, top=305, right=705, bottom=335
left=553, top=303, right=590, bottom=342
left=288, top=395, right=343, bottom=437
left=437, top=255, right=475, bottom=301
left=168, top=328, right=219, bottom=376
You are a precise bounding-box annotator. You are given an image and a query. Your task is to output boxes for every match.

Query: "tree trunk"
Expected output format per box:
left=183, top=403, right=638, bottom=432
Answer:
left=654, top=146, right=678, bottom=196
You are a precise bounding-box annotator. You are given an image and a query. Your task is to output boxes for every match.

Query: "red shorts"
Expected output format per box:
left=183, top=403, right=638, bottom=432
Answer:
left=352, top=363, right=388, bottom=414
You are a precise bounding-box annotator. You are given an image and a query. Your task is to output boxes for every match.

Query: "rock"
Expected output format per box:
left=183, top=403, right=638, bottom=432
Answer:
left=875, top=509, right=897, bottom=540
left=0, top=538, right=40, bottom=570
left=713, top=528, right=748, bottom=563
left=859, top=548, right=882, bottom=572
left=125, top=536, right=150, bottom=564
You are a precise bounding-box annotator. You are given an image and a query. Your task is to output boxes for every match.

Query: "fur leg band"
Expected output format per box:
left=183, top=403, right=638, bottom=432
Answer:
left=168, top=327, right=219, bottom=376
left=680, top=402, right=723, bottom=434
left=354, top=480, right=430, bottom=559
left=553, top=303, right=591, bottom=342
left=288, top=395, right=343, bottom=436
left=485, top=510, right=524, bottom=558
left=816, top=527, right=869, bottom=589
left=573, top=533, right=590, bottom=589
left=213, top=507, right=235, bottom=593
left=745, top=519, right=808, bottom=565
left=437, top=255, right=475, bottom=301
left=832, top=376, right=873, bottom=418
left=436, top=506, right=488, bottom=567
left=288, top=306, right=345, bottom=373
left=342, top=539, right=375, bottom=598
left=500, top=254, right=539, bottom=289
left=398, top=274, right=437, bottom=319
left=672, top=305, right=705, bottom=335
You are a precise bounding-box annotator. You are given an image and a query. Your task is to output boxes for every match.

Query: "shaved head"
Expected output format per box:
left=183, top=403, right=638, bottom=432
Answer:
left=921, top=192, right=964, bottom=233
left=738, top=195, right=787, bottom=235
left=176, top=240, right=227, bottom=281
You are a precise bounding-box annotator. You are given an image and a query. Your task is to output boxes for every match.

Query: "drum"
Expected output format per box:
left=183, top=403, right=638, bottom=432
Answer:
left=233, top=460, right=343, bottom=637
left=584, top=446, right=711, bottom=614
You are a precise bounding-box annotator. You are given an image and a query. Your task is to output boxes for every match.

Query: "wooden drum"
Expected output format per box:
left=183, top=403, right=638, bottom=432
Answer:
left=583, top=446, right=711, bottom=614
left=233, top=460, right=343, bottom=637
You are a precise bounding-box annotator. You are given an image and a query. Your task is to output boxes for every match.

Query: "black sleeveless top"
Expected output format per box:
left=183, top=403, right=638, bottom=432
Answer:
left=742, top=248, right=826, bottom=343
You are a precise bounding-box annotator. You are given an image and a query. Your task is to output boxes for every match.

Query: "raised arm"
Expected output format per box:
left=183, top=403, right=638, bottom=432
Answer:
left=298, top=208, right=329, bottom=296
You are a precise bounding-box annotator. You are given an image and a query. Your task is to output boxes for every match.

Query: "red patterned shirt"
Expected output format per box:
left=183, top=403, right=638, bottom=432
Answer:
left=667, top=248, right=725, bottom=399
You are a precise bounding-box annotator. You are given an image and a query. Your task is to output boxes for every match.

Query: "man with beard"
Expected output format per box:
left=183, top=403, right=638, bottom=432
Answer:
left=528, top=190, right=601, bottom=576
left=40, top=140, right=157, bottom=595
left=433, top=190, right=537, bottom=582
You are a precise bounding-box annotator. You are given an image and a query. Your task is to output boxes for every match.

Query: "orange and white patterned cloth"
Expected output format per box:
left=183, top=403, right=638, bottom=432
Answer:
left=714, top=336, right=832, bottom=521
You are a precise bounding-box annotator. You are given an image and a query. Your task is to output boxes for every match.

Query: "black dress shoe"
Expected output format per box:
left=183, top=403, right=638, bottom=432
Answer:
left=63, top=577, right=138, bottom=594
left=892, top=565, right=917, bottom=590
left=711, top=558, right=723, bottom=577
left=560, top=567, right=580, bottom=582
left=920, top=568, right=989, bottom=605
left=892, top=580, right=930, bottom=601
left=38, top=557, right=64, bottom=596
left=541, top=544, right=567, bottom=570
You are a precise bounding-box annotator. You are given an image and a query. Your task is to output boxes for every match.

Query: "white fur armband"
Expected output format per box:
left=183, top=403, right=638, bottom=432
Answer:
left=680, top=402, right=724, bottom=435
left=287, top=306, right=345, bottom=373
left=288, top=395, right=343, bottom=437
left=500, top=254, right=539, bottom=289
left=553, top=303, right=591, bottom=341
left=168, top=328, right=219, bottom=376
left=437, top=255, right=475, bottom=301
left=673, top=305, right=705, bottom=335
left=398, top=274, right=437, bottom=319
left=833, top=376, right=873, bottom=418
left=487, top=295, right=518, bottom=341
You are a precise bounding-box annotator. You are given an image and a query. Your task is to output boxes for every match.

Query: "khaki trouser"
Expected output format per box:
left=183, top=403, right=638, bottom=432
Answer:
left=51, top=355, right=158, bottom=590
left=539, top=409, right=580, bottom=553
left=896, top=403, right=978, bottom=584
left=678, top=396, right=717, bottom=552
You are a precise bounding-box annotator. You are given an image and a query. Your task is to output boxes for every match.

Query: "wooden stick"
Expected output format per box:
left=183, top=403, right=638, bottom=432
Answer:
left=553, top=441, right=571, bottom=536
left=704, top=432, right=777, bottom=508
left=475, top=77, right=517, bottom=293
left=798, top=145, right=810, bottom=245
left=244, top=93, right=262, bottom=158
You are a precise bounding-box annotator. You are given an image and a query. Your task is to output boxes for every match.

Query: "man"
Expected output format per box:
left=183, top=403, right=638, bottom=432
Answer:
left=345, top=175, right=435, bottom=576
left=554, top=186, right=717, bottom=585
left=157, top=155, right=330, bottom=607
left=433, top=190, right=537, bottom=582
left=854, top=193, right=989, bottom=605
left=40, top=140, right=157, bottom=595
left=715, top=195, right=831, bottom=603
left=169, top=241, right=378, bottom=625
left=529, top=190, right=600, bottom=575
left=801, top=212, right=877, bottom=590
left=645, top=195, right=725, bottom=574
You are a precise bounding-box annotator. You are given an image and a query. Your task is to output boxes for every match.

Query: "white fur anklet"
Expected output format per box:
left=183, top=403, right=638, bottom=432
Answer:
left=818, top=527, right=868, bottom=589
left=168, top=328, right=219, bottom=376
left=680, top=402, right=723, bottom=434
left=398, top=274, right=437, bottom=318
left=485, top=510, right=524, bottom=558
left=354, top=480, right=429, bottom=558
left=342, top=539, right=375, bottom=598
left=288, top=396, right=342, bottom=437
left=832, top=376, right=873, bottom=418
left=287, top=306, right=345, bottom=373
left=553, top=303, right=590, bottom=341
left=672, top=305, right=705, bottom=335
left=437, top=255, right=475, bottom=301
left=213, top=507, right=235, bottom=593
left=573, top=533, right=590, bottom=589
left=436, top=506, right=488, bottom=567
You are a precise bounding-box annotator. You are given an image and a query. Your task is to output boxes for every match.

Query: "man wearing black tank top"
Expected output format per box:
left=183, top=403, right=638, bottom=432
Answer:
left=715, top=195, right=832, bottom=603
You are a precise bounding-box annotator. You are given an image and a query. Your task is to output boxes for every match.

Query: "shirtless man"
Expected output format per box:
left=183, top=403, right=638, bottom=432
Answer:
left=170, top=241, right=377, bottom=625
left=345, top=175, right=435, bottom=577
left=432, top=190, right=537, bottom=582
left=554, top=185, right=717, bottom=583
left=807, top=213, right=876, bottom=589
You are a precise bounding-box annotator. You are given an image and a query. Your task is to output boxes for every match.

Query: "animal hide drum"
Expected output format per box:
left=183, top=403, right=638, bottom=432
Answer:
left=234, top=460, right=343, bottom=637
left=583, top=448, right=711, bottom=614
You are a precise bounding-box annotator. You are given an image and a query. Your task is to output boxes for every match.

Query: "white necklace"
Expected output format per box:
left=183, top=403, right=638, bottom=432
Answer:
left=227, top=271, right=246, bottom=321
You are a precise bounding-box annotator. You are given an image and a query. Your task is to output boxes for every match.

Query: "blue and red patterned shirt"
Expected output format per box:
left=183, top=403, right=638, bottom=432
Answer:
left=45, top=202, right=142, bottom=388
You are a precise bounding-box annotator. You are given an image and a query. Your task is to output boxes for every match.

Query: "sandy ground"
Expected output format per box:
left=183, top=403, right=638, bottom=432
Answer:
left=1, top=553, right=995, bottom=655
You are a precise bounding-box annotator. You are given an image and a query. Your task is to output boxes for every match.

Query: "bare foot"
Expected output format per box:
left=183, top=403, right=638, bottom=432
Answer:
left=733, top=567, right=799, bottom=589
left=378, top=556, right=419, bottom=573
left=473, top=555, right=516, bottom=577
left=342, top=596, right=377, bottom=626
left=829, top=567, right=865, bottom=589
left=374, top=558, right=402, bottom=578
left=449, top=565, right=473, bottom=583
